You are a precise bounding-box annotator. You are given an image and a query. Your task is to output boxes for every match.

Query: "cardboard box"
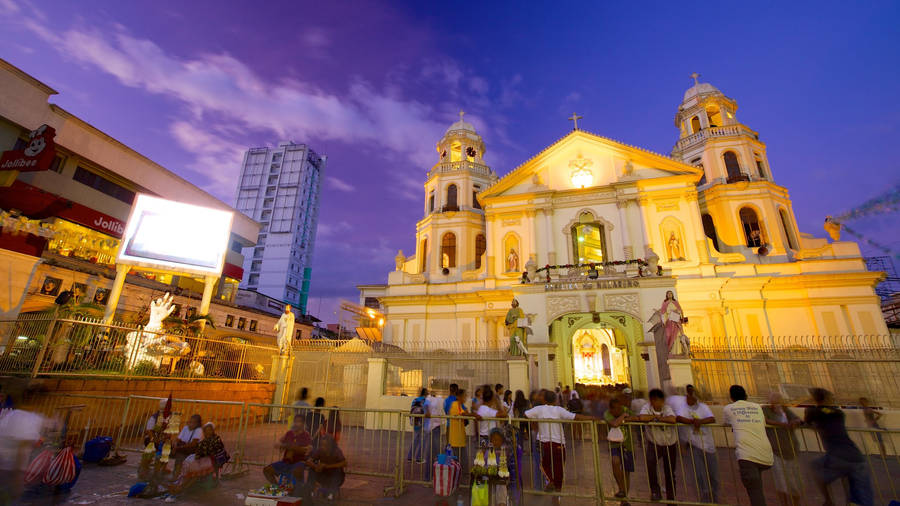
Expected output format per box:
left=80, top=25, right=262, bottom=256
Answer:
left=244, top=493, right=302, bottom=506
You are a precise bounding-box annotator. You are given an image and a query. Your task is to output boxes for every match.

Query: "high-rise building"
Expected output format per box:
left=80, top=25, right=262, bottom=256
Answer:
left=234, top=141, right=324, bottom=314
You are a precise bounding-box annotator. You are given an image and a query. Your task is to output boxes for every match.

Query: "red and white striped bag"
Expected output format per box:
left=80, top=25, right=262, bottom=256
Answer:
left=24, top=448, right=54, bottom=485
left=432, top=458, right=461, bottom=496
left=44, top=447, right=76, bottom=486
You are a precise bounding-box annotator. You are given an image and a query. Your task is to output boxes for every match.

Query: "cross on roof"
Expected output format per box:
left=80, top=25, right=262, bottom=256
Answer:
left=690, top=72, right=700, bottom=86
left=458, top=110, right=465, bottom=122
left=568, top=112, right=583, bottom=130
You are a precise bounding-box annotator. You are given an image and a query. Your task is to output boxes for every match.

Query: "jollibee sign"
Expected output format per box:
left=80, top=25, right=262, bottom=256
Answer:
left=0, top=124, right=57, bottom=172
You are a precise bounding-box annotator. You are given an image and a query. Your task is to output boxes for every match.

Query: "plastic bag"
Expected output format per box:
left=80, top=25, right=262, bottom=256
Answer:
left=471, top=480, right=489, bottom=506
left=607, top=426, right=625, bottom=443
left=24, top=448, right=54, bottom=485
left=44, top=447, right=77, bottom=486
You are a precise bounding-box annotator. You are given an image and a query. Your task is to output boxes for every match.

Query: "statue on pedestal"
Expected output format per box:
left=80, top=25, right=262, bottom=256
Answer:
left=660, top=291, right=690, bottom=356
left=395, top=250, right=406, bottom=271
left=274, top=304, right=295, bottom=354
left=504, top=299, right=528, bottom=355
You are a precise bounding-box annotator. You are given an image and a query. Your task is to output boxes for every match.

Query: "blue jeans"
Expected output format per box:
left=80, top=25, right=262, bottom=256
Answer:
left=812, top=454, right=873, bottom=506
left=689, top=445, right=719, bottom=503
left=407, top=428, right=423, bottom=462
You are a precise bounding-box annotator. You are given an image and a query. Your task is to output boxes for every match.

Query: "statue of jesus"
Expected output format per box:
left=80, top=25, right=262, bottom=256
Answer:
left=274, top=304, right=295, bottom=354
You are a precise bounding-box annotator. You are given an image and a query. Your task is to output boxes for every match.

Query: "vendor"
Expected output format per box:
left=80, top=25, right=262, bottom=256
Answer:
left=303, top=435, right=346, bottom=501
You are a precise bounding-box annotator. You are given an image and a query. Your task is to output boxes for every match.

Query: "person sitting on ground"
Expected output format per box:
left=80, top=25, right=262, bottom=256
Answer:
left=264, top=415, right=312, bottom=487
left=304, top=435, right=347, bottom=501
left=169, top=422, right=225, bottom=495
left=172, top=414, right=202, bottom=474
left=143, top=398, right=169, bottom=447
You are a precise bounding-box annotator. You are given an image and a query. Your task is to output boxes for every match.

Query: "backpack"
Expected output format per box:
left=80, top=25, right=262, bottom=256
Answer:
left=409, top=398, right=425, bottom=427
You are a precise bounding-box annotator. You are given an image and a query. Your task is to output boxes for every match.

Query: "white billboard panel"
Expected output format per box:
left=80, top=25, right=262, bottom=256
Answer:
left=117, top=194, right=234, bottom=277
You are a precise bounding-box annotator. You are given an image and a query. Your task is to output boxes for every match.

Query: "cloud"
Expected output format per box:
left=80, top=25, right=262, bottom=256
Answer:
left=317, top=220, right=352, bottom=238
left=326, top=176, right=355, bottom=192
left=20, top=21, right=449, bottom=198
left=169, top=120, right=246, bottom=198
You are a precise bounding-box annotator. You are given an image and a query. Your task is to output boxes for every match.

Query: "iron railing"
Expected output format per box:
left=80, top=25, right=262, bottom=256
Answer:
left=19, top=394, right=900, bottom=505
left=0, top=315, right=279, bottom=382
left=691, top=334, right=900, bottom=407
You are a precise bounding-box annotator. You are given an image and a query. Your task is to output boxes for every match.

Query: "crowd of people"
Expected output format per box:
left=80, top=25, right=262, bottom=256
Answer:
left=401, top=381, right=883, bottom=506
left=0, top=380, right=890, bottom=506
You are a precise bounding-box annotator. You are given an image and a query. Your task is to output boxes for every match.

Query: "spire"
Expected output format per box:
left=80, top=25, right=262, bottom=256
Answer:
left=690, top=72, right=700, bottom=86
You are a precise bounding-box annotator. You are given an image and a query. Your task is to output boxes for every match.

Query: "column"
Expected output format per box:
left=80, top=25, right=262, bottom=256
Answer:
left=526, top=210, right=537, bottom=264
left=535, top=208, right=547, bottom=266
left=616, top=200, right=633, bottom=260
left=544, top=207, right=555, bottom=265
left=364, top=358, right=387, bottom=430
left=102, top=264, right=130, bottom=323
left=487, top=316, right=498, bottom=349
left=485, top=214, right=496, bottom=276
left=629, top=199, right=648, bottom=258
left=197, top=275, right=216, bottom=331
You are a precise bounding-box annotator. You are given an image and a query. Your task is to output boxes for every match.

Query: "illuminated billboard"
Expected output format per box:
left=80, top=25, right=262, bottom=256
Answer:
left=117, top=194, right=234, bottom=277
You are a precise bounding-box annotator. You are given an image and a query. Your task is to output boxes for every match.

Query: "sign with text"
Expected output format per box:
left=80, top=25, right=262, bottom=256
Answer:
left=117, top=194, right=234, bottom=277
left=0, top=124, right=57, bottom=173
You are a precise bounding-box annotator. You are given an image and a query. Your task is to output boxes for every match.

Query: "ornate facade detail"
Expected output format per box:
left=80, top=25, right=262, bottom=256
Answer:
left=547, top=295, right=581, bottom=320
left=603, top=293, right=640, bottom=317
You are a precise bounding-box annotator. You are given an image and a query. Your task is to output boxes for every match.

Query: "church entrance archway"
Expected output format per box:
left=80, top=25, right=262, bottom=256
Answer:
left=549, top=311, right=646, bottom=392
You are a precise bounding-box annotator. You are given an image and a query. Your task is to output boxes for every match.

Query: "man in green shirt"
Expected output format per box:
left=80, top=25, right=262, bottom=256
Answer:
left=604, top=397, right=634, bottom=502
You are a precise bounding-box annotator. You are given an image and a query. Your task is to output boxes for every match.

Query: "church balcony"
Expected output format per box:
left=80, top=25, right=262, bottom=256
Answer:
left=427, top=160, right=493, bottom=179
left=525, top=262, right=646, bottom=286
left=725, top=173, right=751, bottom=184
left=674, top=124, right=759, bottom=152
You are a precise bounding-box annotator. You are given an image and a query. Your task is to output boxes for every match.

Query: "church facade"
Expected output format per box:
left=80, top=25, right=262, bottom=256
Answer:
left=358, top=79, right=887, bottom=392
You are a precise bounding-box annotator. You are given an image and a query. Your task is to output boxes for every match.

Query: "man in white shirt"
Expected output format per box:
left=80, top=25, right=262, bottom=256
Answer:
left=424, top=391, right=444, bottom=481
left=635, top=388, right=678, bottom=502
left=675, top=385, right=719, bottom=503
left=722, top=384, right=773, bottom=506
left=524, top=389, right=596, bottom=504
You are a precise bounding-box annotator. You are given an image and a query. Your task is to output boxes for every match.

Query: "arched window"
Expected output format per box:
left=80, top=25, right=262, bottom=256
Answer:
left=754, top=154, right=769, bottom=180
left=428, top=192, right=435, bottom=213
left=779, top=209, right=797, bottom=250
left=723, top=151, right=743, bottom=181
left=472, top=185, right=481, bottom=210
left=572, top=213, right=606, bottom=263
left=441, top=232, right=456, bottom=268
left=739, top=207, right=764, bottom=247
left=701, top=213, right=720, bottom=251
left=690, top=116, right=701, bottom=134
left=474, top=234, right=486, bottom=269
left=445, top=184, right=458, bottom=211
left=419, top=238, right=428, bottom=272
left=706, top=106, right=722, bottom=127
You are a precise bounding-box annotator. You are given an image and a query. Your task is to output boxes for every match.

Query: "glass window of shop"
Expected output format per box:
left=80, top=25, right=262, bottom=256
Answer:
left=47, top=219, right=119, bottom=266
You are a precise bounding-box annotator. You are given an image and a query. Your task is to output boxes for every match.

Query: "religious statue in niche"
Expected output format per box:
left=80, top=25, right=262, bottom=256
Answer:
left=507, top=247, right=519, bottom=273
left=124, top=293, right=192, bottom=371
left=666, top=231, right=686, bottom=261
left=660, top=290, right=689, bottom=356
left=504, top=299, right=529, bottom=355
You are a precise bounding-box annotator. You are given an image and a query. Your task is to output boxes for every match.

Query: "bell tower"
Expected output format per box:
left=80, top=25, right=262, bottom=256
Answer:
left=414, top=111, right=498, bottom=280
left=671, top=74, right=802, bottom=260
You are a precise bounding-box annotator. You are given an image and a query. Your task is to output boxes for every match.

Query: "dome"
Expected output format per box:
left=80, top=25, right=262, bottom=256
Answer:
left=445, top=118, right=476, bottom=134
left=683, top=82, right=721, bottom=102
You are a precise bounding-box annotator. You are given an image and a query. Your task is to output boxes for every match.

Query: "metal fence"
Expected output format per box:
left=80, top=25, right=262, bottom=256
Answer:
left=18, top=393, right=900, bottom=505
left=0, top=315, right=279, bottom=381
left=691, top=334, right=900, bottom=407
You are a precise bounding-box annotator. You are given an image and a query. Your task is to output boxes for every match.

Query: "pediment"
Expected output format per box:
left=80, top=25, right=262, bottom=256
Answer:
left=481, top=130, right=702, bottom=199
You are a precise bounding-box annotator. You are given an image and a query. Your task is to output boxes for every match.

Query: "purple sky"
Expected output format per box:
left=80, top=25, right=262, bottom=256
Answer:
left=1, top=1, right=898, bottom=323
